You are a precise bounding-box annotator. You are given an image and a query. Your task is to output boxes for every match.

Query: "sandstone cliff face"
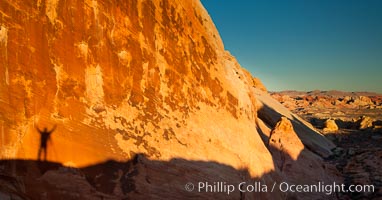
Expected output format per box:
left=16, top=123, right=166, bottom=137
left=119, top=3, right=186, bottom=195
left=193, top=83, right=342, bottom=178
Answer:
left=1, top=0, right=337, bottom=199
left=1, top=0, right=258, bottom=166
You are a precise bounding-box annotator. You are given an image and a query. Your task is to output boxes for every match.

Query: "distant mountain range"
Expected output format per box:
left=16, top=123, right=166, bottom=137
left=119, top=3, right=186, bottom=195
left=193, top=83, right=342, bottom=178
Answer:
left=270, top=90, right=382, bottom=97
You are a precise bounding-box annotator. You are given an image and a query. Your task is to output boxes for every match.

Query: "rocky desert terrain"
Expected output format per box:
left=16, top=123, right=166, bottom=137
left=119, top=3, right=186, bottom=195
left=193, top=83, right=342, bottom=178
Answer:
left=272, top=90, right=382, bottom=199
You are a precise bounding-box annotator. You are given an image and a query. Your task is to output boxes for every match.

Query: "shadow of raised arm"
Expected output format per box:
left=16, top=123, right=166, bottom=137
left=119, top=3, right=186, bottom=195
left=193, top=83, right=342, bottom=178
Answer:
left=35, top=125, right=42, bottom=133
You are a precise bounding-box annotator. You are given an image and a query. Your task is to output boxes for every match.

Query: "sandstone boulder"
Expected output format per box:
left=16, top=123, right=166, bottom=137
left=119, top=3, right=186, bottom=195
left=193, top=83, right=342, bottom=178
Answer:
left=323, top=119, right=339, bottom=133
left=268, top=117, right=304, bottom=165
left=265, top=116, right=339, bottom=200
left=358, top=116, right=374, bottom=130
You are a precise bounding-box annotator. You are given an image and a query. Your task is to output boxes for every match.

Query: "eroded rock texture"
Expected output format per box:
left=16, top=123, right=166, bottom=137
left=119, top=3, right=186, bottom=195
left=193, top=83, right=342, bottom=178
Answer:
left=1, top=0, right=337, bottom=199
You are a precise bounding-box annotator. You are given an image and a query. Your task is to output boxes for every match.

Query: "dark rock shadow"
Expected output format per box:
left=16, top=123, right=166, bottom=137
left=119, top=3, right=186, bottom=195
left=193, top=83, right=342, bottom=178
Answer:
left=333, top=119, right=358, bottom=130
left=374, top=120, right=382, bottom=126
left=325, top=130, right=382, bottom=200
left=0, top=155, right=280, bottom=200
left=0, top=149, right=345, bottom=200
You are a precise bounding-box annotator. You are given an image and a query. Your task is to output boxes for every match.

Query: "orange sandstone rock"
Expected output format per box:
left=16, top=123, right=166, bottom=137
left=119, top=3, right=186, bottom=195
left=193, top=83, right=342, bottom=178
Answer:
left=0, top=0, right=338, bottom=199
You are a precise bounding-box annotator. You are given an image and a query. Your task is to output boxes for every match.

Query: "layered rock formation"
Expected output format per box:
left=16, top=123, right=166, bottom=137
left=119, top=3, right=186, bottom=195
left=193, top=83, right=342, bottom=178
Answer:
left=271, top=91, right=382, bottom=132
left=272, top=91, right=382, bottom=111
left=1, top=0, right=337, bottom=199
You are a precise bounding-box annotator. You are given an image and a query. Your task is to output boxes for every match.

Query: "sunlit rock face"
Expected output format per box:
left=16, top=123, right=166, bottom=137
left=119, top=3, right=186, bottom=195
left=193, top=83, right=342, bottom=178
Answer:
left=1, top=0, right=258, bottom=166
left=1, top=0, right=337, bottom=199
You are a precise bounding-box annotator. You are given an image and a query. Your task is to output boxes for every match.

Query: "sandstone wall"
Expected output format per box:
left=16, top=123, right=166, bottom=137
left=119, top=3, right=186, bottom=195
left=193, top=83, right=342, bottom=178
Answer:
left=0, top=0, right=337, bottom=199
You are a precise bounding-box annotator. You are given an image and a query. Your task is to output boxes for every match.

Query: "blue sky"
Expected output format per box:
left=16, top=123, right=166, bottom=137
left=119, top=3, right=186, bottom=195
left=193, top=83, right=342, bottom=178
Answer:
left=201, top=0, right=382, bottom=93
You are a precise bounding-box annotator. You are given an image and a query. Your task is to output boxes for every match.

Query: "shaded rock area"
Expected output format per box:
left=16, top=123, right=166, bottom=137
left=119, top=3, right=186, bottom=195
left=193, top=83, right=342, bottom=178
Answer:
left=272, top=91, right=382, bottom=199
left=0, top=153, right=338, bottom=200
left=2, top=156, right=266, bottom=200
left=327, top=130, right=382, bottom=199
